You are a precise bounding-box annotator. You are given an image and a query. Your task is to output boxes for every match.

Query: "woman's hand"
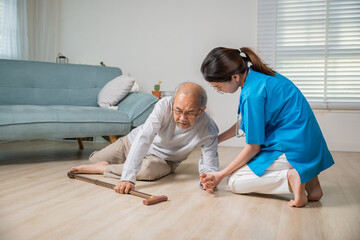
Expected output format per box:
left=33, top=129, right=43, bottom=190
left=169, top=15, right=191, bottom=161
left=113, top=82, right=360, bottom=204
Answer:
left=200, top=144, right=261, bottom=194
left=200, top=172, right=224, bottom=193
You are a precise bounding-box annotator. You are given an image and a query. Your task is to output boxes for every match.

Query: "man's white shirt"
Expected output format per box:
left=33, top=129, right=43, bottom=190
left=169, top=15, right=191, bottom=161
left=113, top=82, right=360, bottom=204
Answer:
left=121, top=97, right=219, bottom=184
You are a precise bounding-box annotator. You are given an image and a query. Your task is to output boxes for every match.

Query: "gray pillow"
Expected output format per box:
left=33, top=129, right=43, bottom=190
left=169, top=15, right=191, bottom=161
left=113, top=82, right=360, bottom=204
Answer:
left=97, top=75, right=135, bottom=110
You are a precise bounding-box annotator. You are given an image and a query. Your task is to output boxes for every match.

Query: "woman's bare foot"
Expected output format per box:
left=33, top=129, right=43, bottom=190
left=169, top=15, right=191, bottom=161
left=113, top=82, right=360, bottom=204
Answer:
left=70, top=161, right=109, bottom=174
left=305, top=176, right=323, bottom=201
left=287, top=168, right=308, bottom=207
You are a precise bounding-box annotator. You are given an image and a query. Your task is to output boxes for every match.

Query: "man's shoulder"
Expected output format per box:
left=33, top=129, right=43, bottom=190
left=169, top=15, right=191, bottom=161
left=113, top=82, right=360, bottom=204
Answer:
left=155, top=96, right=173, bottom=108
left=152, top=96, right=174, bottom=116
left=199, top=112, right=219, bottom=135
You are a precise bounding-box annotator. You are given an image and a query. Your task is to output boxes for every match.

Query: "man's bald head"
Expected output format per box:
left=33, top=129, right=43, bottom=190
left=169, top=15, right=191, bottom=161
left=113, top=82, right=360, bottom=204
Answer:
left=174, top=82, right=207, bottom=109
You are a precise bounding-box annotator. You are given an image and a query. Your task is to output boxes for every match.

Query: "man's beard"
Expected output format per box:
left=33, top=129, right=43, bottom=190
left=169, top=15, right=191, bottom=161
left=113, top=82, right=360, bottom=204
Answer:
left=177, top=120, right=189, bottom=128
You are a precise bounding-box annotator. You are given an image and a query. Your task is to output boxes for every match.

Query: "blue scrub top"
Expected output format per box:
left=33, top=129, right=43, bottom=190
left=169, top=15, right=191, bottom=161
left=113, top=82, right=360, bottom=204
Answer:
left=240, top=68, right=334, bottom=183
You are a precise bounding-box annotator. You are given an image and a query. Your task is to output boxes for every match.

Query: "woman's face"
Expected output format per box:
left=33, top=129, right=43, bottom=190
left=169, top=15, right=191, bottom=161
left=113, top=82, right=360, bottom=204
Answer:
left=209, top=74, right=242, bottom=94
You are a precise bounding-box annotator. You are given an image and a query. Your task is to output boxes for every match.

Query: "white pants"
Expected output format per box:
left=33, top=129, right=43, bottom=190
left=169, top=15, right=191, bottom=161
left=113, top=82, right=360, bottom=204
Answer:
left=227, top=154, right=292, bottom=194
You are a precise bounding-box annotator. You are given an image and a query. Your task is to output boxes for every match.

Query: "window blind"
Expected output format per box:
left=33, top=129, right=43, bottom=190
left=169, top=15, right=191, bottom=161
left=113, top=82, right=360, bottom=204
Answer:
left=257, top=0, right=360, bottom=109
left=0, top=0, right=3, bottom=53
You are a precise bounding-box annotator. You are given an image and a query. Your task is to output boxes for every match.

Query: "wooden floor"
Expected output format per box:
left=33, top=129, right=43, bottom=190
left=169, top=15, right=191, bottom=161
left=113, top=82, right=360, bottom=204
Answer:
left=0, top=140, right=359, bottom=240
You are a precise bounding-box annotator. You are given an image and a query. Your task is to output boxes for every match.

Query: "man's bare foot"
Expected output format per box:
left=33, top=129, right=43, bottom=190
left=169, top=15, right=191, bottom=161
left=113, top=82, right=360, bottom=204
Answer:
left=287, top=168, right=308, bottom=207
left=305, top=176, right=323, bottom=201
left=70, top=161, right=109, bottom=174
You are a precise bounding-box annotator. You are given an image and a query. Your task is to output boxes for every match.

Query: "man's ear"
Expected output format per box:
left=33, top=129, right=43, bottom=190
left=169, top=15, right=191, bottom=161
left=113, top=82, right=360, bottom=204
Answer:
left=201, top=106, right=206, bottom=113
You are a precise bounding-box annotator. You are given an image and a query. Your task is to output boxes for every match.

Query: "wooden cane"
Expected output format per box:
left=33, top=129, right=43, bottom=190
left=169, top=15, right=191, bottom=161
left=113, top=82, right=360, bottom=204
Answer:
left=67, top=171, right=168, bottom=205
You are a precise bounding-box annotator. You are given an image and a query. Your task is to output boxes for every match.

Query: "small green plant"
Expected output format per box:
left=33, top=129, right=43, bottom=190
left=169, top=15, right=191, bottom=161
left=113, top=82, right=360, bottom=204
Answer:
left=154, top=81, right=162, bottom=91
left=100, top=61, right=106, bottom=66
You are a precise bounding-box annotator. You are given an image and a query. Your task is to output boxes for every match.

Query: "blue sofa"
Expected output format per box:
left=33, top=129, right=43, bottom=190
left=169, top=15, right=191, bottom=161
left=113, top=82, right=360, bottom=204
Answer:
left=0, top=59, right=157, bottom=148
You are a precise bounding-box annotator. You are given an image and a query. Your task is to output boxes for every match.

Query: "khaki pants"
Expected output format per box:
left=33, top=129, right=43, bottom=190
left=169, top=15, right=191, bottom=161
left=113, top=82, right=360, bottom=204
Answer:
left=90, top=136, right=175, bottom=181
left=227, top=154, right=292, bottom=194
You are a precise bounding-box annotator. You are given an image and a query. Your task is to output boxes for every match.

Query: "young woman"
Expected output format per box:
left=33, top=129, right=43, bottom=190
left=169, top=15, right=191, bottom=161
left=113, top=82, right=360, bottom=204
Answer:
left=200, top=47, right=334, bottom=207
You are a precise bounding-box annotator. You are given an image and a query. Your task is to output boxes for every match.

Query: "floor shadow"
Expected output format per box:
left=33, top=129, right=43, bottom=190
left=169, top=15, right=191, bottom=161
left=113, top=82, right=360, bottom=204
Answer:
left=134, top=172, right=197, bottom=191
left=0, top=149, right=92, bottom=165
left=245, top=193, right=291, bottom=201
left=0, top=140, right=108, bottom=165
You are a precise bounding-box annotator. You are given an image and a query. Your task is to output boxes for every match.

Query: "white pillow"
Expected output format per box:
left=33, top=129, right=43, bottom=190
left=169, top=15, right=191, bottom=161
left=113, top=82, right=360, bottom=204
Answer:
left=97, top=75, right=135, bottom=110
left=130, top=81, right=140, bottom=92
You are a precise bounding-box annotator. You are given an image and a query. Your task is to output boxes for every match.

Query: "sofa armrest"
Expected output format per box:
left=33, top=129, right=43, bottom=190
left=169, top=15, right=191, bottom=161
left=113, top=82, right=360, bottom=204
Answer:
left=116, top=92, right=158, bottom=124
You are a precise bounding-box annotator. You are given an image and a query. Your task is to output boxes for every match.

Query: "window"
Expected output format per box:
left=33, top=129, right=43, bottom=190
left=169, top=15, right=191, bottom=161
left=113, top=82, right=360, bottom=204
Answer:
left=0, top=0, right=28, bottom=60
left=257, top=0, right=360, bottom=109
left=0, top=0, right=3, bottom=54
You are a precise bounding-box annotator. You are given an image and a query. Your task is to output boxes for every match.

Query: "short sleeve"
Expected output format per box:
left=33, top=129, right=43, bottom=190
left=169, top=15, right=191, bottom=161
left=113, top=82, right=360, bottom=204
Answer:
left=241, top=97, right=266, bottom=145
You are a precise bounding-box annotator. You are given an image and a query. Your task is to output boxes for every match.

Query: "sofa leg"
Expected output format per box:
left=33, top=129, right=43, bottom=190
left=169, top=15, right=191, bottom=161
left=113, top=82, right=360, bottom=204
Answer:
left=77, top=138, right=84, bottom=149
left=108, top=136, right=117, bottom=143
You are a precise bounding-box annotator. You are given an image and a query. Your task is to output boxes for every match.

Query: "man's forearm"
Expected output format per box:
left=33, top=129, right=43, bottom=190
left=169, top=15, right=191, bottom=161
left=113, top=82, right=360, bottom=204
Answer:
left=121, top=128, right=157, bottom=184
left=120, top=168, right=137, bottom=184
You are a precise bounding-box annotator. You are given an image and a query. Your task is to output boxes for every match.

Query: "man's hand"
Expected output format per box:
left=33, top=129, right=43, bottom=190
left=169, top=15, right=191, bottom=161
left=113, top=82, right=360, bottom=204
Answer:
left=114, top=181, right=135, bottom=194
left=200, top=172, right=223, bottom=194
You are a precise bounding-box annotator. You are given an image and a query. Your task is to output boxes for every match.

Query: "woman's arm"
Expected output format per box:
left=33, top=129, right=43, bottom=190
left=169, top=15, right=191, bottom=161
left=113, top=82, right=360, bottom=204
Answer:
left=219, top=143, right=260, bottom=178
left=218, top=122, right=237, bottom=144
left=200, top=143, right=261, bottom=193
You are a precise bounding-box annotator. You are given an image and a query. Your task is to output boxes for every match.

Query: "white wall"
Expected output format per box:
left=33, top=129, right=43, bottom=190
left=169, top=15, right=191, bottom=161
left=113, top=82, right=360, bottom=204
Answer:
left=58, top=0, right=360, bottom=152
left=313, top=110, right=360, bottom=152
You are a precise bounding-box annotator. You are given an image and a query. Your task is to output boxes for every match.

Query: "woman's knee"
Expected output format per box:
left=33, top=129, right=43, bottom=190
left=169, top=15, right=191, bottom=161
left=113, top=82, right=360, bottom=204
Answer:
left=227, top=175, right=253, bottom=194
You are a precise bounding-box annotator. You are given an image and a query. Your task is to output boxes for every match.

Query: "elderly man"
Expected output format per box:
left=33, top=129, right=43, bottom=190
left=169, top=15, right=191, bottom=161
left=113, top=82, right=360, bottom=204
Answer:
left=70, top=82, right=219, bottom=194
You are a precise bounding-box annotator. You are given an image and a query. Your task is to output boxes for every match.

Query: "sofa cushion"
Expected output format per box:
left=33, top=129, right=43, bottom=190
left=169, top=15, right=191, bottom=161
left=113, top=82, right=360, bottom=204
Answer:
left=0, top=105, right=130, bottom=125
left=0, top=105, right=133, bottom=140
left=116, top=92, right=158, bottom=126
left=97, top=75, right=135, bottom=109
left=0, top=122, right=132, bottom=140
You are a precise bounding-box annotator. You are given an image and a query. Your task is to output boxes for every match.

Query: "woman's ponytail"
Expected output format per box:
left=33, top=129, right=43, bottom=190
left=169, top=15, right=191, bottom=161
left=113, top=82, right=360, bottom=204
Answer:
left=240, top=47, right=276, bottom=76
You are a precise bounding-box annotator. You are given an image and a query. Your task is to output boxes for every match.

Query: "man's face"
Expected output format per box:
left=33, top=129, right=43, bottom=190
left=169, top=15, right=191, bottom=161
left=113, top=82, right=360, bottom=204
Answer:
left=172, top=94, right=204, bottom=129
